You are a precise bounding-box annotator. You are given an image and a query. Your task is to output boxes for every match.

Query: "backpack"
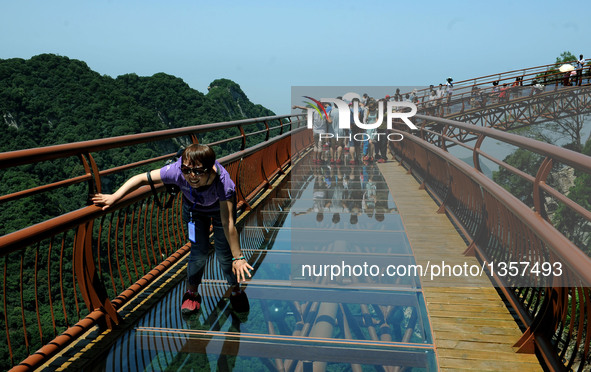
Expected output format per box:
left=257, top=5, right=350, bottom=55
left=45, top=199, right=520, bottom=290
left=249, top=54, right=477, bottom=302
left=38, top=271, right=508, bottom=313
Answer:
left=146, top=148, right=184, bottom=209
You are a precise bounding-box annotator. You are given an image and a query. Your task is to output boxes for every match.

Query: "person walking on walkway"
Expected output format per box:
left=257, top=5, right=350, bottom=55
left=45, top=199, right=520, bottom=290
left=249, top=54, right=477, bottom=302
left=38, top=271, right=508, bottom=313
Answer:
left=576, top=54, right=585, bottom=86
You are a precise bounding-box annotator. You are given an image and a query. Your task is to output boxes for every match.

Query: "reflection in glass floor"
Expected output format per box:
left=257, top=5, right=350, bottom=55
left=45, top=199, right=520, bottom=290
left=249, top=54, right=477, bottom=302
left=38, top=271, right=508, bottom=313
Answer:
left=90, top=155, right=438, bottom=371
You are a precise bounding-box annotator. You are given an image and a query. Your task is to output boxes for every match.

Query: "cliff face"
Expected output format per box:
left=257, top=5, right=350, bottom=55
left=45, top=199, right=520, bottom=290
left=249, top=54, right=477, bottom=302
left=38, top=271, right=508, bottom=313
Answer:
left=546, top=166, right=576, bottom=216
left=206, top=78, right=271, bottom=120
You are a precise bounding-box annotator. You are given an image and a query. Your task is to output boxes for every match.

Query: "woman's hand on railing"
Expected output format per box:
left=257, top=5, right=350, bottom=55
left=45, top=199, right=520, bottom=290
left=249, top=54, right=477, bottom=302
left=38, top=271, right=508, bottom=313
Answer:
left=91, top=193, right=118, bottom=210
left=91, top=172, right=153, bottom=210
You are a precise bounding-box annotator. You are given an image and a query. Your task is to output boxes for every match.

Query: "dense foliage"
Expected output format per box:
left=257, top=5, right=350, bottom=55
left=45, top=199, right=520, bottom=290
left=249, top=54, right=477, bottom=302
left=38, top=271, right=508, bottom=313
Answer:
left=0, top=53, right=273, bottom=151
left=0, top=53, right=275, bottom=235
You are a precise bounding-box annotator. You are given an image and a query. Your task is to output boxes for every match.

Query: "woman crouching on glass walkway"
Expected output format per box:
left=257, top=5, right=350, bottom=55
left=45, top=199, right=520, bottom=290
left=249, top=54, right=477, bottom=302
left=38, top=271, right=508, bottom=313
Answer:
left=92, top=144, right=252, bottom=314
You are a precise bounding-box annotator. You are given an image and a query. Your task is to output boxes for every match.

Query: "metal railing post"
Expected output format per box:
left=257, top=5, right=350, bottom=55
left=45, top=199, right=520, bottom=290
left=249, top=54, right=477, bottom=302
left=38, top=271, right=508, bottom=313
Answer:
left=73, top=221, right=121, bottom=329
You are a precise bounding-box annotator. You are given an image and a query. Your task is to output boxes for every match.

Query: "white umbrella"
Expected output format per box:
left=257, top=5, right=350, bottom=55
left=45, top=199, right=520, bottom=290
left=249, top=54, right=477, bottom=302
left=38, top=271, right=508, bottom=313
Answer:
left=559, top=64, right=575, bottom=73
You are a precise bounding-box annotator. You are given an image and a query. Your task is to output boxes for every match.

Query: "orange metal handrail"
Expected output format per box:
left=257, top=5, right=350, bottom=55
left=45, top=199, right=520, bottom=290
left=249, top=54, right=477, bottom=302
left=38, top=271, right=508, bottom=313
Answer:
left=414, top=112, right=591, bottom=227
left=405, top=58, right=591, bottom=112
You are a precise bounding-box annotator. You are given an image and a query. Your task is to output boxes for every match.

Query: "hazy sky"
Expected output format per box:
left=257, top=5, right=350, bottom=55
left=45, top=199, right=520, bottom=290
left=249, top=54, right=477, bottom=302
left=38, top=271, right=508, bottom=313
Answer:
left=1, top=0, right=589, bottom=115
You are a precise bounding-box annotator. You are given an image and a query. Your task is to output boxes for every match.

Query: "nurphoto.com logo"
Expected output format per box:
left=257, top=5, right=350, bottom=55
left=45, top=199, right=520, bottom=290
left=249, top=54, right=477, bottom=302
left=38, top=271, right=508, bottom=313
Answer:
left=303, top=92, right=418, bottom=142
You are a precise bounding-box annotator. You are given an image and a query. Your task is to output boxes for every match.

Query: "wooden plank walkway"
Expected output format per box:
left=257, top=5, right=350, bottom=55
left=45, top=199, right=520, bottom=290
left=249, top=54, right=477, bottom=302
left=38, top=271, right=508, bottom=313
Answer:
left=378, top=162, right=542, bottom=371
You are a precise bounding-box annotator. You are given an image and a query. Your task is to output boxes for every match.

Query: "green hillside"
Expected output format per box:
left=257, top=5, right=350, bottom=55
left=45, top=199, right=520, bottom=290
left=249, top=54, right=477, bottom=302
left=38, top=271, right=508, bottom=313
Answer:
left=0, top=54, right=275, bottom=236
left=0, top=53, right=273, bottom=151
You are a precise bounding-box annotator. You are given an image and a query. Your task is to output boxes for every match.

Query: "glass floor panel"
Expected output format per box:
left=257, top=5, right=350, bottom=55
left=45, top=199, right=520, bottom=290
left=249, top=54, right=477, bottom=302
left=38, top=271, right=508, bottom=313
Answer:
left=241, top=227, right=411, bottom=253
left=93, top=282, right=435, bottom=372
left=87, top=153, right=438, bottom=371
left=244, top=250, right=422, bottom=289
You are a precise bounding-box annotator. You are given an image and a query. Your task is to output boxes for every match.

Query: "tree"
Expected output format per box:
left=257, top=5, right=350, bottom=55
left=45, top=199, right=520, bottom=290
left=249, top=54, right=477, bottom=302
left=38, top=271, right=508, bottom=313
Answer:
left=492, top=148, right=546, bottom=208
left=537, top=51, right=577, bottom=84
left=547, top=114, right=588, bottom=152
left=556, top=51, right=577, bottom=64
left=512, top=114, right=589, bottom=153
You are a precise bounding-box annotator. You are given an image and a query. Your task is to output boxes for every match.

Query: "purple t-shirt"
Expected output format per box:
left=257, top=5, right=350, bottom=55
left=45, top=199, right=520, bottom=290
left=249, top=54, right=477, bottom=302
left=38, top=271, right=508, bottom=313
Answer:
left=160, top=158, right=236, bottom=211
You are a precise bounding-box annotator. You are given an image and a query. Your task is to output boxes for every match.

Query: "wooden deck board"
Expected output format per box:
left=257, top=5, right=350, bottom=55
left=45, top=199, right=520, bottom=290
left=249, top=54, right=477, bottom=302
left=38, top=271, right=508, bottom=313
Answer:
left=378, top=162, right=541, bottom=371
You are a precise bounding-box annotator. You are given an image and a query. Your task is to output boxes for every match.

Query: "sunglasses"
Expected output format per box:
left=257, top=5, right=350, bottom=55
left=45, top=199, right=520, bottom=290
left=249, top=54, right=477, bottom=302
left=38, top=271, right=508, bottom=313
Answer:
left=181, top=166, right=209, bottom=176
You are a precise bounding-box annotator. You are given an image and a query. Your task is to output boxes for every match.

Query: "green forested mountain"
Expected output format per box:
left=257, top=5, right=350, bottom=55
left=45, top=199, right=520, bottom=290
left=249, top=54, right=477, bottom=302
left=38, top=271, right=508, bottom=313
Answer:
left=0, top=54, right=275, bottom=236
left=0, top=53, right=274, bottom=152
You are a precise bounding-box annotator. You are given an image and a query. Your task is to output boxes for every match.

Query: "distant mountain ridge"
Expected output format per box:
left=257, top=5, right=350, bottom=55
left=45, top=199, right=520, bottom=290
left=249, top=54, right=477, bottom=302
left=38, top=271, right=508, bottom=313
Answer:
left=0, top=54, right=276, bottom=237
left=0, top=53, right=274, bottom=152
